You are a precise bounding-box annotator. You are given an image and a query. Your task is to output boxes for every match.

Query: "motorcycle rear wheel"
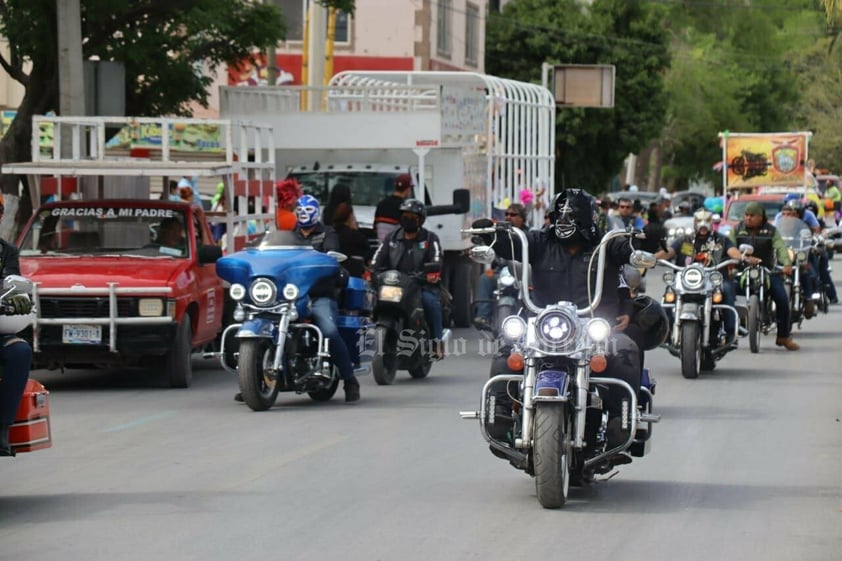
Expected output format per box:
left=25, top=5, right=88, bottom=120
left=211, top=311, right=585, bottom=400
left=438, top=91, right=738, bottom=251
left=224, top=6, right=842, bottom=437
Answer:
left=533, top=403, right=570, bottom=509
left=680, top=321, right=701, bottom=379
left=747, top=295, right=760, bottom=354
left=372, top=326, right=397, bottom=385
left=238, top=339, right=280, bottom=411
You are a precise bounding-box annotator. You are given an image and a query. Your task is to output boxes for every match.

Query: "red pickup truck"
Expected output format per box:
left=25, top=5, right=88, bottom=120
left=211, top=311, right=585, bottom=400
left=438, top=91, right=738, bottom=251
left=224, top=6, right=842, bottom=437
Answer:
left=16, top=199, right=226, bottom=387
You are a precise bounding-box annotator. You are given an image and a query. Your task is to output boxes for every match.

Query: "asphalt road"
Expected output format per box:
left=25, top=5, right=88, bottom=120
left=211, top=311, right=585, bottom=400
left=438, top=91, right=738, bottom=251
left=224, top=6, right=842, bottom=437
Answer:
left=1, top=273, right=841, bottom=561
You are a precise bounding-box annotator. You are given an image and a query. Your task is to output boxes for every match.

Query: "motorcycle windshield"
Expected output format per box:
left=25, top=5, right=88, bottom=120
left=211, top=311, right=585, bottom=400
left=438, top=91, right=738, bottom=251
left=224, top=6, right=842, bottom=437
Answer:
left=216, top=230, right=339, bottom=291
left=776, top=216, right=812, bottom=251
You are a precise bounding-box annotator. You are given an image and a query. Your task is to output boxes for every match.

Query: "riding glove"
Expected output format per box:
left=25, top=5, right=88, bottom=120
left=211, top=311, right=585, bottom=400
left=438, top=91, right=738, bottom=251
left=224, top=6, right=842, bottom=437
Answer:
left=8, top=294, right=32, bottom=315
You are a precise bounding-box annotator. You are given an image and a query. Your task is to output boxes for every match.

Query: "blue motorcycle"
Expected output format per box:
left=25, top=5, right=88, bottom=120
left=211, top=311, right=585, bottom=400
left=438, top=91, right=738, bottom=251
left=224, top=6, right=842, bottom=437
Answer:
left=216, top=230, right=372, bottom=411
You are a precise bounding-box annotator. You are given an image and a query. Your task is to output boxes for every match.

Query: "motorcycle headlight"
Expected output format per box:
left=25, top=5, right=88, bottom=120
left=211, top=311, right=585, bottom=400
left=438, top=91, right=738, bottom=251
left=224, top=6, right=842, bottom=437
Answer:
left=796, top=251, right=807, bottom=262
left=500, top=315, right=526, bottom=342
left=668, top=228, right=676, bottom=237
left=282, top=283, right=299, bottom=301
left=749, top=268, right=760, bottom=279
left=535, top=305, right=578, bottom=351
left=379, top=285, right=403, bottom=303
left=499, top=270, right=516, bottom=287
left=229, top=283, right=246, bottom=301
left=249, top=279, right=277, bottom=306
left=586, top=318, right=611, bottom=343
left=709, top=271, right=723, bottom=286
left=663, top=271, right=675, bottom=284
left=682, top=266, right=704, bottom=289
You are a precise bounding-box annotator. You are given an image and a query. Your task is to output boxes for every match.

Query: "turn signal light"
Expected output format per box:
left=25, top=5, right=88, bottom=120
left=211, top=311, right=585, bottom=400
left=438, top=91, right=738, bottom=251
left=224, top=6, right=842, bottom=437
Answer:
left=590, top=354, right=608, bottom=373
left=712, top=291, right=723, bottom=303
left=664, top=292, right=676, bottom=303
left=507, top=352, right=524, bottom=372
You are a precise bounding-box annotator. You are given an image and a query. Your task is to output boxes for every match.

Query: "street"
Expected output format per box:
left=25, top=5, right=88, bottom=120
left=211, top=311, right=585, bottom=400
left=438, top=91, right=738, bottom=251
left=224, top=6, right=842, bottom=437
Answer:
left=1, top=274, right=841, bottom=561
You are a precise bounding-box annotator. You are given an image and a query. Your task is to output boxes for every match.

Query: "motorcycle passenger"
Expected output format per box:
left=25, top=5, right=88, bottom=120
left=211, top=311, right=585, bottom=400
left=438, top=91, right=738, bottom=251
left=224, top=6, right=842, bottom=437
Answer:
left=235, top=195, right=361, bottom=403
left=472, top=203, right=528, bottom=331
left=655, top=209, right=743, bottom=341
left=728, top=202, right=799, bottom=351
left=371, top=198, right=446, bottom=360
left=474, top=189, right=643, bottom=455
left=805, top=200, right=839, bottom=304
left=0, top=197, right=34, bottom=456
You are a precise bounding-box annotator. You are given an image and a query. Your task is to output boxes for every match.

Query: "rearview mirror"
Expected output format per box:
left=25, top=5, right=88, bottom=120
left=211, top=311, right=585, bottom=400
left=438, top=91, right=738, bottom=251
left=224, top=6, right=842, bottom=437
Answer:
left=629, top=250, right=656, bottom=269
left=739, top=243, right=754, bottom=255
left=469, top=245, right=496, bottom=265
left=3, top=275, right=33, bottom=294
left=327, top=250, right=348, bottom=263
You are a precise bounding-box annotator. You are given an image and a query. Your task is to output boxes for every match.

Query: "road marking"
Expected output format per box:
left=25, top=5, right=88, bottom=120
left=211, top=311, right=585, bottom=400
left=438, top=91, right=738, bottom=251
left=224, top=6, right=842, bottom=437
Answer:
left=101, top=411, right=176, bottom=433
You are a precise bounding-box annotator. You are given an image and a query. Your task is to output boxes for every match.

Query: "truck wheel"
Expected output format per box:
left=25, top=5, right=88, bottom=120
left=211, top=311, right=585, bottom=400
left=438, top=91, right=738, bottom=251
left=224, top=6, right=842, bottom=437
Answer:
left=166, top=318, right=193, bottom=388
left=450, top=261, right=473, bottom=328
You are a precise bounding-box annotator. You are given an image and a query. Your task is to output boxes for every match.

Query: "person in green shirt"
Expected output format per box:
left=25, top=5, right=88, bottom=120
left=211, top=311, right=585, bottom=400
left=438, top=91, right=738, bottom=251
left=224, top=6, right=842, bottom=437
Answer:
left=728, top=202, right=798, bottom=351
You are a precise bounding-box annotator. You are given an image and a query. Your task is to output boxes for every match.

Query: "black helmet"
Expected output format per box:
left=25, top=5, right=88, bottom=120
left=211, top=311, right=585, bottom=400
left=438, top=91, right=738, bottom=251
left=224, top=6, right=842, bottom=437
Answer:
left=805, top=199, right=819, bottom=215
left=399, top=198, right=427, bottom=225
left=547, top=188, right=600, bottom=243
left=632, top=295, right=669, bottom=350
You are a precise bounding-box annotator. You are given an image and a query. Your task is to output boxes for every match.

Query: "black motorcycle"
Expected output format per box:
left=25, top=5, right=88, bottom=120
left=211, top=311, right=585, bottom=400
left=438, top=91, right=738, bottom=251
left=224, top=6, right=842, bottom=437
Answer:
left=370, top=268, right=452, bottom=385
left=460, top=224, right=661, bottom=508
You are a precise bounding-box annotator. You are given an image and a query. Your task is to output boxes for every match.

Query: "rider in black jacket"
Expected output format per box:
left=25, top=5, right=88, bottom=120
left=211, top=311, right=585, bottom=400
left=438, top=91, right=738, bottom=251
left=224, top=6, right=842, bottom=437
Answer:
left=371, top=199, right=445, bottom=359
left=475, top=189, right=642, bottom=453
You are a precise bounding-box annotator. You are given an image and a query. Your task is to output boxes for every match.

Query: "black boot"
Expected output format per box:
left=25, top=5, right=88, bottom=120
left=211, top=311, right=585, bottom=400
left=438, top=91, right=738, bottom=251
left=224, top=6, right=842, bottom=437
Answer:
left=343, top=377, right=360, bottom=403
left=0, top=425, right=15, bottom=457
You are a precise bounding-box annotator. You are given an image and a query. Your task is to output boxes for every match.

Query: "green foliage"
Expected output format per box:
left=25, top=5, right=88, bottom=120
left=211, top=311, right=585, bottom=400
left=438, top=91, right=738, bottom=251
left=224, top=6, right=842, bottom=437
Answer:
left=486, top=0, right=671, bottom=192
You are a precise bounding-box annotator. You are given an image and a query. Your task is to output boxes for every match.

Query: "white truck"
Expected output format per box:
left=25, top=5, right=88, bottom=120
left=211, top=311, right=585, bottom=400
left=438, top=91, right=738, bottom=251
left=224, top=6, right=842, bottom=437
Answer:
left=219, top=71, right=556, bottom=326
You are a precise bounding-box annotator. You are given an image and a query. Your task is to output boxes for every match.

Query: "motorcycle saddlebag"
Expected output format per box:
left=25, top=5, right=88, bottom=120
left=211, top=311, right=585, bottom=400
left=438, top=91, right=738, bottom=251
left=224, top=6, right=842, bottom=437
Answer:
left=10, top=379, right=52, bottom=453
left=337, top=315, right=373, bottom=367
left=341, top=277, right=374, bottom=313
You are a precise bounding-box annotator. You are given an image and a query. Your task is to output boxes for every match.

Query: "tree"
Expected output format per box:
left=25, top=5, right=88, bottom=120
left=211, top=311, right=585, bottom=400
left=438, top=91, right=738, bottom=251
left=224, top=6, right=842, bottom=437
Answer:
left=485, top=0, right=671, bottom=193
left=0, top=0, right=353, bottom=230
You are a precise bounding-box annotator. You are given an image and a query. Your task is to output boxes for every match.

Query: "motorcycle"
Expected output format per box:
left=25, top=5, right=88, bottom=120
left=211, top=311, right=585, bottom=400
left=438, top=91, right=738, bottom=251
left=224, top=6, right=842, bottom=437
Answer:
left=777, top=216, right=816, bottom=327
left=658, top=255, right=741, bottom=379
left=215, top=230, right=372, bottom=411
left=459, top=224, right=660, bottom=509
left=734, top=246, right=781, bottom=354
left=470, top=256, right=523, bottom=339
left=4, top=275, right=52, bottom=455
left=370, top=267, right=452, bottom=385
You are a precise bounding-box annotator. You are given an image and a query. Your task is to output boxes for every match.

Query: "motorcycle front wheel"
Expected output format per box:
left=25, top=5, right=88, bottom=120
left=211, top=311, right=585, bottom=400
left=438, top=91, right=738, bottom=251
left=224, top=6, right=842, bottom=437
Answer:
left=680, top=321, right=701, bottom=379
left=372, top=326, right=398, bottom=385
left=747, top=295, right=760, bottom=353
left=238, top=339, right=280, bottom=411
left=533, top=402, right=570, bottom=509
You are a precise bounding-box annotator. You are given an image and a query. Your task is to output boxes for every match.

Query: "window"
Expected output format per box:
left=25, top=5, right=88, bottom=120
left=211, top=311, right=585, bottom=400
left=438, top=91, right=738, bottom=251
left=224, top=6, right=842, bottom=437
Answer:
left=465, top=3, right=479, bottom=67
left=437, top=0, right=452, bottom=56
left=278, top=0, right=350, bottom=43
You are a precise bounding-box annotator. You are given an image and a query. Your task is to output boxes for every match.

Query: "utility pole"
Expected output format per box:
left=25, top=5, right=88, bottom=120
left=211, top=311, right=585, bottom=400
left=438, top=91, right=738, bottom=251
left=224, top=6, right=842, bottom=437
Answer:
left=306, top=0, right=327, bottom=109
left=265, top=0, right=281, bottom=85
left=57, top=0, right=86, bottom=157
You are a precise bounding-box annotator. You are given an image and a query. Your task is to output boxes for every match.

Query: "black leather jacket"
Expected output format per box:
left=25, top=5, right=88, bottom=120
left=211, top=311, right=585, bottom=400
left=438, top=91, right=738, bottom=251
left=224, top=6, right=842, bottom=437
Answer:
left=293, top=223, right=343, bottom=299
left=371, top=227, right=442, bottom=278
left=494, top=228, right=634, bottom=320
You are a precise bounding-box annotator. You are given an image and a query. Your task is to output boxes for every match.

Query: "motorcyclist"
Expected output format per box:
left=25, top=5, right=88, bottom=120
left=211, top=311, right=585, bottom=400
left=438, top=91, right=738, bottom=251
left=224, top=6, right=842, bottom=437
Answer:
left=234, top=194, right=361, bottom=403
left=655, top=209, right=743, bottom=341
left=775, top=200, right=820, bottom=317
left=371, top=198, right=445, bottom=360
left=473, top=188, right=649, bottom=456
left=0, top=196, right=34, bottom=456
left=728, top=201, right=799, bottom=351
left=805, top=199, right=839, bottom=304
left=472, top=203, right=528, bottom=331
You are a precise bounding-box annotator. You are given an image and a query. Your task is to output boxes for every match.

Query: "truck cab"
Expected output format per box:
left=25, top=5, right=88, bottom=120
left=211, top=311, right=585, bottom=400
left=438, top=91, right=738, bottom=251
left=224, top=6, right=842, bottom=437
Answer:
left=2, top=115, right=276, bottom=387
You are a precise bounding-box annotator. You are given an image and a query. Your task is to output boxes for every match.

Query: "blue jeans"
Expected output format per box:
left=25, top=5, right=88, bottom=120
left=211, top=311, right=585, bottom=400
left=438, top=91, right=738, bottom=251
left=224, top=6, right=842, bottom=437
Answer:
left=475, top=273, right=496, bottom=321
left=0, top=339, right=32, bottom=426
left=421, top=288, right=443, bottom=340
left=817, top=252, right=838, bottom=301
left=769, top=275, right=791, bottom=338
left=310, top=297, right=354, bottom=381
left=721, top=278, right=737, bottom=337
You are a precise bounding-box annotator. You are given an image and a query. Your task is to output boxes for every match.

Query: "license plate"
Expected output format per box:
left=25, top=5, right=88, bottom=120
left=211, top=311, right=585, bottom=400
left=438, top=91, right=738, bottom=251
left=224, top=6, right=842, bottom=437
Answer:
left=62, top=324, right=102, bottom=344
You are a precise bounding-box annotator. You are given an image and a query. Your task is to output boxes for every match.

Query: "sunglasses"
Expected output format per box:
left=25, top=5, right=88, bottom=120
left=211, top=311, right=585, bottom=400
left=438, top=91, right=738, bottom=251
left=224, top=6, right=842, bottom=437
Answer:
left=618, top=205, right=632, bottom=209
left=504, top=212, right=520, bottom=217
